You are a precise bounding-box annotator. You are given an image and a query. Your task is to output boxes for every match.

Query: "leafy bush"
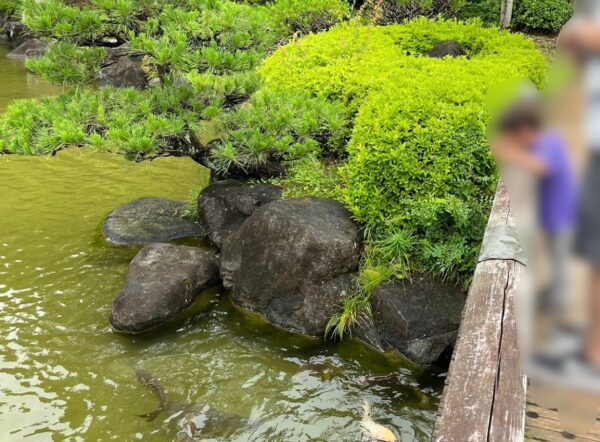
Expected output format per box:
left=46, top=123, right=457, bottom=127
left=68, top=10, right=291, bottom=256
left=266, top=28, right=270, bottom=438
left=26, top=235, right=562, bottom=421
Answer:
left=513, top=0, right=572, bottom=34
left=358, top=0, right=464, bottom=24
left=458, top=0, right=500, bottom=25
left=269, top=0, right=351, bottom=34
left=25, top=43, right=106, bottom=85
left=262, top=19, right=546, bottom=283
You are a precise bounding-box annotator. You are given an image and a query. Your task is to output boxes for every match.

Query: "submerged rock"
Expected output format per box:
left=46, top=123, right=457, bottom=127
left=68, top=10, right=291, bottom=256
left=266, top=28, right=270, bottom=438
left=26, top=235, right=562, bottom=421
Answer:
left=103, top=198, right=202, bottom=246
left=428, top=40, right=466, bottom=58
left=3, top=21, right=28, bottom=46
left=98, top=56, right=147, bottom=89
left=111, top=243, right=219, bottom=333
left=221, top=198, right=361, bottom=336
left=6, top=38, right=47, bottom=60
left=198, top=180, right=282, bottom=249
left=364, top=277, right=465, bottom=365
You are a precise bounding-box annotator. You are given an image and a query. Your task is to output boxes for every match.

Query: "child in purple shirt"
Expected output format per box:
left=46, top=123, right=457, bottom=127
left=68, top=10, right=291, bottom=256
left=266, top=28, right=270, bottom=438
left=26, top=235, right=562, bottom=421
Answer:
left=494, top=98, right=578, bottom=314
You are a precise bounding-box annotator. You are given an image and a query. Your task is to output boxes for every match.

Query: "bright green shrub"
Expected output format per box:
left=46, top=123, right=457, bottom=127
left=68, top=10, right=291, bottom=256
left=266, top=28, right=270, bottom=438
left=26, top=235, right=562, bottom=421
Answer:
left=261, top=19, right=546, bottom=282
left=25, top=43, right=106, bottom=85
left=513, top=0, right=572, bottom=34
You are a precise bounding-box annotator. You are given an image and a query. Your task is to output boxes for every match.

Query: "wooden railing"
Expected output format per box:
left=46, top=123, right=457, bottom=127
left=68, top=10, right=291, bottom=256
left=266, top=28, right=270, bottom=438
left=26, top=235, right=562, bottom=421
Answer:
left=432, top=183, right=526, bottom=441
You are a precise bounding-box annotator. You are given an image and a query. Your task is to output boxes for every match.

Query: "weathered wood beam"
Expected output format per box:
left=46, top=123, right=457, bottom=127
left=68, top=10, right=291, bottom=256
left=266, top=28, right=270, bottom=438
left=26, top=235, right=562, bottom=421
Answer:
left=432, top=183, right=526, bottom=441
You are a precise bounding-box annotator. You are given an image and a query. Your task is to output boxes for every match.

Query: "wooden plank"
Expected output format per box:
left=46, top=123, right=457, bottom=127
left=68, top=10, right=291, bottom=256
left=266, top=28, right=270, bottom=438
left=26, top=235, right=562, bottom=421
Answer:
left=432, top=259, right=512, bottom=441
left=526, top=403, right=600, bottom=441
left=525, top=425, right=600, bottom=442
left=433, top=182, right=527, bottom=441
left=489, top=262, right=527, bottom=442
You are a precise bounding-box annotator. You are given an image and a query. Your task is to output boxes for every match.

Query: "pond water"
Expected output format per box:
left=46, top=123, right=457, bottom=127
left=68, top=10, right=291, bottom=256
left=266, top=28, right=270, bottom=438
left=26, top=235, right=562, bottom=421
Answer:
left=0, top=45, right=65, bottom=112
left=0, top=49, right=443, bottom=441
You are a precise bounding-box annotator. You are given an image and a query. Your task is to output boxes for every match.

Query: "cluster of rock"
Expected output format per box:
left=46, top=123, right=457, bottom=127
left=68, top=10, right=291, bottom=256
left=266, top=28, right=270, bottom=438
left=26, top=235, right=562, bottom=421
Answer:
left=2, top=19, right=149, bottom=89
left=103, top=181, right=466, bottom=365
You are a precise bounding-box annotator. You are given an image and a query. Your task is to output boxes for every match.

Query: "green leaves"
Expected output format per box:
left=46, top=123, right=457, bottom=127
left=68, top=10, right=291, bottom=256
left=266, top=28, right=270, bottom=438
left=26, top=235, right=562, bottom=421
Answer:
left=209, top=88, right=351, bottom=174
left=25, top=43, right=106, bottom=85
left=262, top=18, right=546, bottom=283
left=513, top=0, right=573, bottom=34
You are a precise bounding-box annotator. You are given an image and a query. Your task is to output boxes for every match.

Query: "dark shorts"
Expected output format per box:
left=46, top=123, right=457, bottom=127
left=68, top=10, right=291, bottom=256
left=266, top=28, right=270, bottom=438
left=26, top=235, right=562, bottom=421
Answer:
left=575, top=153, right=600, bottom=265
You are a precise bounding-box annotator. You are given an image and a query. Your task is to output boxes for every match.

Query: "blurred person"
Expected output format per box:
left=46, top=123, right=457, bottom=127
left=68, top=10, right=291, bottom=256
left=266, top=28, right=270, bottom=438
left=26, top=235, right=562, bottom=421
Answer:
left=558, top=0, right=600, bottom=373
left=493, top=95, right=578, bottom=315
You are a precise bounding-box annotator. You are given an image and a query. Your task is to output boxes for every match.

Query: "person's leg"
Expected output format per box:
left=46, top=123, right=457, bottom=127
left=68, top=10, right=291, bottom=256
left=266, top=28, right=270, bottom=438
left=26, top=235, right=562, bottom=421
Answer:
left=586, top=269, right=600, bottom=365
left=545, top=230, right=572, bottom=315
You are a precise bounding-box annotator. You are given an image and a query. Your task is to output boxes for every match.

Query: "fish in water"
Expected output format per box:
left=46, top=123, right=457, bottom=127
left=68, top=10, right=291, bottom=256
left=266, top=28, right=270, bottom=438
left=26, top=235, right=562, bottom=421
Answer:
left=135, top=368, right=255, bottom=441
left=360, top=400, right=398, bottom=442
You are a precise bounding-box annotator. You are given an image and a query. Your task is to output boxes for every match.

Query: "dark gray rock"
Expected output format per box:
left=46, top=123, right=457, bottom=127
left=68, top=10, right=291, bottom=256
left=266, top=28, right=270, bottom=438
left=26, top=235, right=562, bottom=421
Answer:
left=364, top=277, right=466, bottom=365
left=6, top=38, right=46, bottom=60
left=98, top=56, right=147, bottom=89
left=198, top=181, right=282, bottom=249
left=428, top=40, right=466, bottom=58
left=103, top=198, right=202, bottom=246
left=3, top=21, right=28, bottom=46
left=111, top=243, right=219, bottom=333
left=220, top=198, right=361, bottom=336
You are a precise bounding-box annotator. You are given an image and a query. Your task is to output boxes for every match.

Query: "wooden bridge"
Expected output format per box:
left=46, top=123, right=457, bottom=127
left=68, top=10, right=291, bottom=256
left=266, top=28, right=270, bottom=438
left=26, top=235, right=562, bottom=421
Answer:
left=431, top=183, right=600, bottom=442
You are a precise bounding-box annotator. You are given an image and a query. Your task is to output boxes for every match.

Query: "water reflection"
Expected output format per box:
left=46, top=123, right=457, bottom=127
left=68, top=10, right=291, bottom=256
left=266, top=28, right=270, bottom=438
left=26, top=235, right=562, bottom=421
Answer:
left=0, top=44, right=65, bottom=112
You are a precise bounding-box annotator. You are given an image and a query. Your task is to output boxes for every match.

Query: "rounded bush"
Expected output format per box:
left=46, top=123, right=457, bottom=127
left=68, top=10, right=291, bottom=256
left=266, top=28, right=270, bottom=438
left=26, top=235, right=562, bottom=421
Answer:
left=513, top=0, right=573, bottom=34
left=261, top=19, right=546, bottom=280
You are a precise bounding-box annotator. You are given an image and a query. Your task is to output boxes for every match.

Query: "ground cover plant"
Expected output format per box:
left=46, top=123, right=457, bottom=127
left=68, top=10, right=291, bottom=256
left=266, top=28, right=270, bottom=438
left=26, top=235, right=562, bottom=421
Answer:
left=0, top=0, right=350, bottom=157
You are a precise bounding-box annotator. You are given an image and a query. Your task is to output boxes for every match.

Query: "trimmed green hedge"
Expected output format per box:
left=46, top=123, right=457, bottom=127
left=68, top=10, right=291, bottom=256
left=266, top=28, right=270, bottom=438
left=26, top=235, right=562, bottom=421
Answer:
left=261, top=19, right=546, bottom=282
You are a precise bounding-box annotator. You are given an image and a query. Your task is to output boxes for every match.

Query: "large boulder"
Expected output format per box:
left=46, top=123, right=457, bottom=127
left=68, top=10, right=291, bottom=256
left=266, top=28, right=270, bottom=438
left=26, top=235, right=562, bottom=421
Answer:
left=198, top=181, right=282, bottom=249
left=428, top=40, right=466, bottom=58
left=103, top=198, right=202, bottom=246
left=6, top=38, right=47, bottom=60
left=220, top=198, right=361, bottom=336
left=111, top=243, right=219, bottom=333
left=364, top=277, right=466, bottom=365
left=98, top=56, right=147, bottom=89
left=3, top=21, right=28, bottom=46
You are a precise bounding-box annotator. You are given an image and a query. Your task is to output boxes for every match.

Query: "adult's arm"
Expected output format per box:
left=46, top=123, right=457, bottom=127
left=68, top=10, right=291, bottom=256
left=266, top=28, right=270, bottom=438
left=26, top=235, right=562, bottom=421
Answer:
left=558, top=18, right=600, bottom=54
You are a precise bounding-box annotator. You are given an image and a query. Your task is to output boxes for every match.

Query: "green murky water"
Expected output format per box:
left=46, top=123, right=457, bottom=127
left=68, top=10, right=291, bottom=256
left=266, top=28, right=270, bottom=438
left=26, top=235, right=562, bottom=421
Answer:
left=0, top=45, right=65, bottom=112
left=0, top=49, right=443, bottom=441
